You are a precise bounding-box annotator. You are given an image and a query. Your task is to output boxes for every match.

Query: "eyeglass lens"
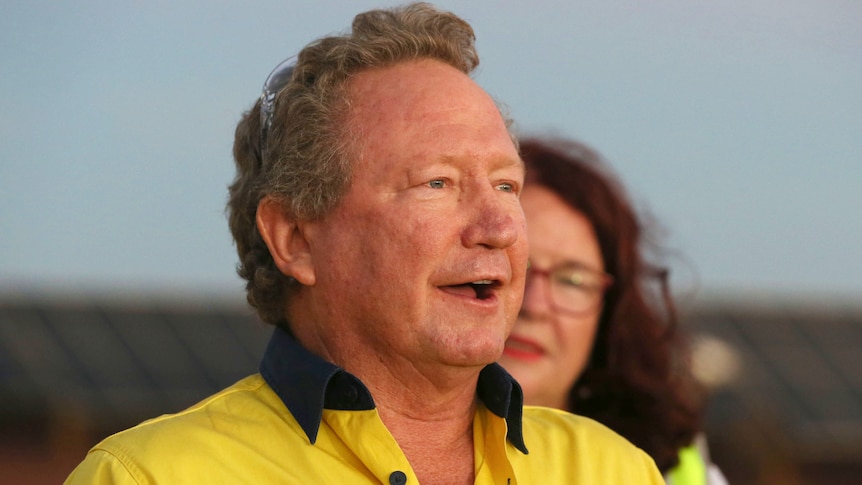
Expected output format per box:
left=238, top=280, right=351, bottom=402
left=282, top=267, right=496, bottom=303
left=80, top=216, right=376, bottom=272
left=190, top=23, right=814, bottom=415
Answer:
left=530, top=263, right=608, bottom=314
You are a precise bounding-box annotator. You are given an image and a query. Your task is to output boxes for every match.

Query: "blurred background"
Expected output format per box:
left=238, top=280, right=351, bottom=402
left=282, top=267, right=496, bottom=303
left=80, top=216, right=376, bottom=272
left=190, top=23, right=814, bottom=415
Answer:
left=1, top=1, right=860, bottom=483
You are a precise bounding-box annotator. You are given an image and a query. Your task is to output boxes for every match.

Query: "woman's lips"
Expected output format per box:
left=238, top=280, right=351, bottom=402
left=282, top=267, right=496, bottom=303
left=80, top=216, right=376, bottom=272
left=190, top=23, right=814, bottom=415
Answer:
left=502, top=334, right=545, bottom=361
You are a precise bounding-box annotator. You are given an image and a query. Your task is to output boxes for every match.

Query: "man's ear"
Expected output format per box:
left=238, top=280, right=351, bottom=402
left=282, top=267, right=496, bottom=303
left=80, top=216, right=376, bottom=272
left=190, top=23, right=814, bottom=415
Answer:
left=256, top=197, right=316, bottom=286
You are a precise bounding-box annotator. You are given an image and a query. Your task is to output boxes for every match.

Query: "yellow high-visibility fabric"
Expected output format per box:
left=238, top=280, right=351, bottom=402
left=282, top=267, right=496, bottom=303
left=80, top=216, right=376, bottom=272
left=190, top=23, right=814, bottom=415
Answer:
left=667, top=443, right=708, bottom=485
left=65, top=374, right=663, bottom=484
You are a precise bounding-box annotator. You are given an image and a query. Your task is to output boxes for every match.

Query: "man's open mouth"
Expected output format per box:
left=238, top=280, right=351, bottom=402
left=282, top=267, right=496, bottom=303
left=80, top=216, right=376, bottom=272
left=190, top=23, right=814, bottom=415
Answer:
left=443, top=280, right=500, bottom=300
left=470, top=280, right=496, bottom=299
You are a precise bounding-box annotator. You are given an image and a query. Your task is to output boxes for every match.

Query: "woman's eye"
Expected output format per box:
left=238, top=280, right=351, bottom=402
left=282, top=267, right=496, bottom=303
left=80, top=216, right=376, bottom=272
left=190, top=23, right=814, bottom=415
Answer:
left=558, top=273, right=585, bottom=288
left=428, top=179, right=446, bottom=189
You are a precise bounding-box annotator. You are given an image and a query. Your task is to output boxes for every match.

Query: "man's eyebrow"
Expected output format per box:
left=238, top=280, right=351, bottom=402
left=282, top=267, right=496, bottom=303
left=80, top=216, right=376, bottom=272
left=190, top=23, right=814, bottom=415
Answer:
left=496, top=155, right=526, bottom=173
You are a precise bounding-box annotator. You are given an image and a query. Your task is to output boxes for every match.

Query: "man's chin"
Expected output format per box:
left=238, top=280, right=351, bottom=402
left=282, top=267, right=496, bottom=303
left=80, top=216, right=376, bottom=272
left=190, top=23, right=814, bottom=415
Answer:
left=441, top=340, right=507, bottom=369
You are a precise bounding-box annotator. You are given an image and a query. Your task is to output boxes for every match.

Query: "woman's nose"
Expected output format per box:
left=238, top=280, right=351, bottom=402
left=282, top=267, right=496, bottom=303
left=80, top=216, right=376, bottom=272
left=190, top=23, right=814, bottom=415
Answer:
left=520, top=269, right=553, bottom=318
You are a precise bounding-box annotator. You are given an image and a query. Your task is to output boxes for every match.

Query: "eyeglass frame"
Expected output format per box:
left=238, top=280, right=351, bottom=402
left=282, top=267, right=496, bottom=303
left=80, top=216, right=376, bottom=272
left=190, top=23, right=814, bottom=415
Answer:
left=525, top=259, right=614, bottom=316
left=259, top=56, right=298, bottom=154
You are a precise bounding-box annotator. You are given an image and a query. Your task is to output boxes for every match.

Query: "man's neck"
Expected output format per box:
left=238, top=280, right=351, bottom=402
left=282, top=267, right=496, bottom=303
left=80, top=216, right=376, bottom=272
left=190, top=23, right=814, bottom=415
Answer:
left=376, top=391, right=478, bottom=485
left=288, top=308, right=486, bottom=483
left=334, top=340, right=483, bottom=484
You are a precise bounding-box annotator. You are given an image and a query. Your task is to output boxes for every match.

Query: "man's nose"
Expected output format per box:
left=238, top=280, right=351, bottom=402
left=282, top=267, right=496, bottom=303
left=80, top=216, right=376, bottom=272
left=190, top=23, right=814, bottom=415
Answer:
left=460, top=186, right=521, bottom=250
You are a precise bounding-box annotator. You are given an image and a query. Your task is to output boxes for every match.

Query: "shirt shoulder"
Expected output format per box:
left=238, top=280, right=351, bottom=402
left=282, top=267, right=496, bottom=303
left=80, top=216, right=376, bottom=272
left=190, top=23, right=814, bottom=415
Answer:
left=513, top=406, right=665, bottom=484
left=64, top=374, right=302, bottom=484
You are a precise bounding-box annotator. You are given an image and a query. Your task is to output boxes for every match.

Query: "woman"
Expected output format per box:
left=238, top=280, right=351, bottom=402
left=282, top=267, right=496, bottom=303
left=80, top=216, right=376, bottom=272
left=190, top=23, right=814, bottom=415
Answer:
left=499, top=137, right=726, bottom=484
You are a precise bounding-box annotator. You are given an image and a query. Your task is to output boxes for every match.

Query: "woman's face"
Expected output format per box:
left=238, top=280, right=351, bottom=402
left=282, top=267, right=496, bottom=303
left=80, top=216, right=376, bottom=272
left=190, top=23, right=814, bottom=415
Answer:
left=499, top=184, right=605, bottom=409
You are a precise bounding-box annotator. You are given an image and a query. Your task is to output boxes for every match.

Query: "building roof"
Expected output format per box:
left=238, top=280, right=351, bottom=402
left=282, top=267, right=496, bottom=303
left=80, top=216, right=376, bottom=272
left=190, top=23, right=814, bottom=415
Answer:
left=0, top=292, right=270, bottom=433
left=1, top=290, right=860, bottom=474
left=683, top=297, right=862, bottom=465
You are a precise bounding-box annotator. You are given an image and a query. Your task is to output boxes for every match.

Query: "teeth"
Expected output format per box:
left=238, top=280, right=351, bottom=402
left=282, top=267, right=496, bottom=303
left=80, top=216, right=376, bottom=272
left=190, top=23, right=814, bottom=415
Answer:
left=472, top=280, right=493, bottom=285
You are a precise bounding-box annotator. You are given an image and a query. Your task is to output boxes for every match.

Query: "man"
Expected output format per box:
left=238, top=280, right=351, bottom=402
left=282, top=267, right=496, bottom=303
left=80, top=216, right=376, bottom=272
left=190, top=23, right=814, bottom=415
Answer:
left=66, top=3, right=663, bottom=483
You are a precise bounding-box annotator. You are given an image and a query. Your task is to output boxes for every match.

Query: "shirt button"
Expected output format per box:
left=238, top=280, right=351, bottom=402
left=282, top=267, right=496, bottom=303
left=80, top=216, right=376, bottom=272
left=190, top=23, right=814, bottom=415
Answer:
left=389, top=471, right=407, bottom=485
left=346, top=385, right=359, bottom=404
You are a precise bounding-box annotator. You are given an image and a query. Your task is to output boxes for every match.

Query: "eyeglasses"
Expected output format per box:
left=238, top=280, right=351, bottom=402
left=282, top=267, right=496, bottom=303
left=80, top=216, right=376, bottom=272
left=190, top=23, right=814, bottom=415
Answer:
left=259, top=56, right=297, bottom=151
left=526, top=260, right=613, bottom=316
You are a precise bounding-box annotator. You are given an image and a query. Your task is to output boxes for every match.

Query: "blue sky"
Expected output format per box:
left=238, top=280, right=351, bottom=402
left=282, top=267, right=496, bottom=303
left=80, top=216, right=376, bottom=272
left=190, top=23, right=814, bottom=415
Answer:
left=1, top=1, right=860, bottom=304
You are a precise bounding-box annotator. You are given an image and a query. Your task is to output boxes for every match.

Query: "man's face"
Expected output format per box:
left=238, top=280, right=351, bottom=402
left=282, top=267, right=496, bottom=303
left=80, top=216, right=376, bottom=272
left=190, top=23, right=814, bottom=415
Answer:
left=302, top=59, right=527, bottom=373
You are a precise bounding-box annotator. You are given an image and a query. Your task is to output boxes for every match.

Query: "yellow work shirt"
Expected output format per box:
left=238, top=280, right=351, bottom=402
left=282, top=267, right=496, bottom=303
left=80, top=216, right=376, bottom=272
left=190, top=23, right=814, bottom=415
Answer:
left=66, top=327, right=663, bottom=484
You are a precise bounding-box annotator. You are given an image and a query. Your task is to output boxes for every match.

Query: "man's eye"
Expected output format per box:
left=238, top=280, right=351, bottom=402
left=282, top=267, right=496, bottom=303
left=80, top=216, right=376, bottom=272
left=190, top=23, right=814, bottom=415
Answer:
left=428, top=179, right=446, bottom=189
left=496, top=182, right=515, bottom=193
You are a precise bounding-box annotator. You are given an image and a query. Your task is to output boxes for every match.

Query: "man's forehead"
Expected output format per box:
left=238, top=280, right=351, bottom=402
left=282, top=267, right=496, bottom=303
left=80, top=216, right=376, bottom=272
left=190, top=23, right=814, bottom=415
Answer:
left=348, top=59, right=490, bottom=116
left=342, top=59, right=518, bottom=174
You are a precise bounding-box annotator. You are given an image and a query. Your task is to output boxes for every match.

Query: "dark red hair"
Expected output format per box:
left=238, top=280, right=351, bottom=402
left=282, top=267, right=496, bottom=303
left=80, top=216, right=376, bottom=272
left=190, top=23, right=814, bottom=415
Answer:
left=520, top=137, right=705, bottom=472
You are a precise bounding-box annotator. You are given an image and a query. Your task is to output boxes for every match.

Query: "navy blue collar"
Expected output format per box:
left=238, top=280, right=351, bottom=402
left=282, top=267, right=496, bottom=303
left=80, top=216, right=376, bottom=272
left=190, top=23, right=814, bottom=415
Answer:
left=260, top=326, right=528, bottom=453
